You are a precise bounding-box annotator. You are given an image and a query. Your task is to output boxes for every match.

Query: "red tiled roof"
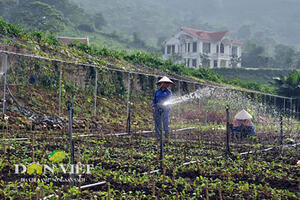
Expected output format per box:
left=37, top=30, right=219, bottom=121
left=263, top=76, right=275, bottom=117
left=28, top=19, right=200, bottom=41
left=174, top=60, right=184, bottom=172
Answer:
left=57, top=37, right=89, bottom=45
left=181, top=27, right=228, bottom=41
left=179, top=34, right=193, bottom=39
left=233, top=40, right=243, bottom=45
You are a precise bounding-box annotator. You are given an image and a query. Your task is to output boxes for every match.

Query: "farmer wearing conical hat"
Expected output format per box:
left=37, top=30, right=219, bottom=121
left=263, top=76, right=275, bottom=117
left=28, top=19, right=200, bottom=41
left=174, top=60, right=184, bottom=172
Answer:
left=152, top=76, right=174, bottom=140
left=232, top=109, right=255, bottom=138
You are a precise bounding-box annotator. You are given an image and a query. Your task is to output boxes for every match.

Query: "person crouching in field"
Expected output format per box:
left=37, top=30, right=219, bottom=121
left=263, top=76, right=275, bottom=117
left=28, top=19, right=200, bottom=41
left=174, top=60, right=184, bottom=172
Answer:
left=232, top=109, right=255, bottom=139
left=152, top=76, right=174, bottom=140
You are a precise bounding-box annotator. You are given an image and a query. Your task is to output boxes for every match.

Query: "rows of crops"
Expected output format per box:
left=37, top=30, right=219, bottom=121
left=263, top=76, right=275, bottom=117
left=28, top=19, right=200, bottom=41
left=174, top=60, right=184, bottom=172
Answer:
left=0, top=123, right=299, bottom=199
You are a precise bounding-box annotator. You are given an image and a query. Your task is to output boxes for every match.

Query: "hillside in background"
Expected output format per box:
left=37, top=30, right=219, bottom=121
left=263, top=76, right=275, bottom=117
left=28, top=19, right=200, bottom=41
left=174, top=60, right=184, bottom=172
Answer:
left=69, top=0, right=300, bottom=69
left=0, top=0, right=158, bottom=51
left=1, top=0, right=300, bottom=69
left=213, top=68, right=293, bottom=87
left=71, top=0, right=300, bottom=49
left=0, top=18, right=276, bottom=96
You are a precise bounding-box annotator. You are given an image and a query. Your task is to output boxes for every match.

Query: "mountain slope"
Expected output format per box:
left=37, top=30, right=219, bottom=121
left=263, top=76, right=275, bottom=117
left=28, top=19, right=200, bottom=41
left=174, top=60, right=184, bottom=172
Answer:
left=71, top=0, right=300, bottom=48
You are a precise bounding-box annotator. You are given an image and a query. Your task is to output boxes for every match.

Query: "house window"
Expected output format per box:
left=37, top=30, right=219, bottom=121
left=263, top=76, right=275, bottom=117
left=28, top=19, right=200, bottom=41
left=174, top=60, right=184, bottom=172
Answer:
left=203, top=42, right=211, bottom=54
left=192, top=59, right=197, bottom=67
left=220, top=43, right=224, bottom=53
left=166, top=45, right=171, bottom=54
left=216, top=45, right=219, bottom=53
left=166, top=45, right=175, bottom=54
left=187, top=59, right=190, bottom=67
left=202, top=59, right=210, bottom=68
left=188, top=43, right=191, bottom=52
left=171, top=45, right=175, bottom=54
left=214, top=60, right=218, bottom=67
left=220, top=60, right=226, bottom=67
left=192, top=42, right=197, bottom=52
left=232, top=46, right=238, bottom=56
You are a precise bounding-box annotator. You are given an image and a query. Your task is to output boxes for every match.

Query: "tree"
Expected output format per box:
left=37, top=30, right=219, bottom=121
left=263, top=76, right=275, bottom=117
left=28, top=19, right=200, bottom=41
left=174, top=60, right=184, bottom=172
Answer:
left=11, top=1, right=65, bottom=33
left=199, top=53, right=210, bottom=67
left=132, top=31, right=146, bottom=48
left=272, top=70, right=300, bottom=97
left=170, top=53, right=183, bottom=64
left=94, top=12, right=107, bottom=30
left=273, top=44, right=296, bottom=68
left=230, top=55, right=241, bottom=67
left=77, top=23, right=95, bottom=32
left=241, top=40, right=272, bottom=68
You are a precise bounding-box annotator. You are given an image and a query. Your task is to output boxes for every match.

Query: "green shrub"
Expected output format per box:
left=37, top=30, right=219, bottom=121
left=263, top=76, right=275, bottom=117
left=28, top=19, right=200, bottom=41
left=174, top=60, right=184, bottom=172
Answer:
left=0, top=17, right=26, bottom=38
left=77, top=23, right=95, bottom=33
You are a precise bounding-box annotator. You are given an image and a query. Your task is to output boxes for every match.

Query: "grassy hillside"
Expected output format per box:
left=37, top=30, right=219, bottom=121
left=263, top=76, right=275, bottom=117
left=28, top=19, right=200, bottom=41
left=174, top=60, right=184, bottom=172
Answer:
left=71, top=0, right=300, bottom=48
left=213, top=68, right=293, bottom=86
left=0, top=0, right=158, bottom=52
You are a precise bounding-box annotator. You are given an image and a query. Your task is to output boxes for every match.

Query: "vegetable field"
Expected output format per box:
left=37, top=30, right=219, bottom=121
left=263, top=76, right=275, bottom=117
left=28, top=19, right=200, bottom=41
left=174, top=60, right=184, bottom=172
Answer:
left=0, top=124, right=299, bottom=199
left=0, top=32, right=299, bottom=199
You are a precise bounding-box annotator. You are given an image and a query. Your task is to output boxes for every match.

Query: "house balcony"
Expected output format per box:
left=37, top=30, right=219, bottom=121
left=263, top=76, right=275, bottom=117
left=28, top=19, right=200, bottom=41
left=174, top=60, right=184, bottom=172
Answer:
left=211, top=53, right=231, bottom=59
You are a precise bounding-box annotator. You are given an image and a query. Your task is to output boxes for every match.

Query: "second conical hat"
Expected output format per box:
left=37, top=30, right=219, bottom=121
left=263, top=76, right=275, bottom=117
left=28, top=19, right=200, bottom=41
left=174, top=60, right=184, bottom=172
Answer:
left=156, top=76, right=174, bottom=85
left=234, top=109, right=252, bottom=120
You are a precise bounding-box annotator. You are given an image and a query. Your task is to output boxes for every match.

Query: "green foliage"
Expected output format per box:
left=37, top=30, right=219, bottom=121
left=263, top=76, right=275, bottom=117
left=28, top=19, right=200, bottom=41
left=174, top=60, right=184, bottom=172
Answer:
left=241, top=40, right=272, bottom=68
left=0, top=0, right=106, bottom=34
left=64, top=81, right=78, bottom=94
left=94, top=12, right=107, bottom=30
left=31, top=31, right=59, bottom=45
left=132, top=31, right=146, bottom=48
left=67, top=41, right=274, bottom=93
left=242, top=40, right=300, bottom=69
left=272, top=70, right=300, bottom=97
left=0, top=17, right=279, bottom=95
left=273, top=44, right=299, bottom=68
left=77, top=23, right=95, bottom=33
left=228, top=78, right=274, bottom=94
left=0, top=17, right=26, bottom=37
left=191, top=68, right=222, bottom=83
left=199, top=53, right=210, bottom=68
left=11, top=1, right=65, bottom=33
left=39, top=74, right=56, bottom=89
left=213, top=67, right=292, bottom=87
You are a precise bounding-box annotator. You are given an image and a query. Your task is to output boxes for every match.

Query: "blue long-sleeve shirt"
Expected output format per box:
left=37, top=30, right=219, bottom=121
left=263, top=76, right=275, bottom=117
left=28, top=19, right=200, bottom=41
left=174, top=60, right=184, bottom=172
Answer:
left=152, top=88, right=172, bottom=106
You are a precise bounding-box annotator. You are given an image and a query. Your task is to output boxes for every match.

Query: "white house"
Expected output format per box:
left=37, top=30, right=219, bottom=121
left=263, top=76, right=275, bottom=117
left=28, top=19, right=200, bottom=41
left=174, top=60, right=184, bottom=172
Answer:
left=162, top=27, right=242, bottom=68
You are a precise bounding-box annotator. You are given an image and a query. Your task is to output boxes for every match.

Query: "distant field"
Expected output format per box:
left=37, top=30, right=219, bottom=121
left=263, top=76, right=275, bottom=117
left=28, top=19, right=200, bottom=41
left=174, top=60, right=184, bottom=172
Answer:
left=213, top=68, right=294, bottom=86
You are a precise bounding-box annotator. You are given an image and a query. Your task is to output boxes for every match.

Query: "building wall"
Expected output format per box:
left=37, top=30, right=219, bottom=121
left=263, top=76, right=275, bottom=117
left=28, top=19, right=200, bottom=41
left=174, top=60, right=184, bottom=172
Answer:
left=163, top=32, right=242, bottom=68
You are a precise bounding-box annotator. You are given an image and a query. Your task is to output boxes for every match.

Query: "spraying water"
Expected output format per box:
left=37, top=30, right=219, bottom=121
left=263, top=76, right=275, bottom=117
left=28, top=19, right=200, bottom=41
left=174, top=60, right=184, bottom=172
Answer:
left=163, top=86, right=215, bottom=106
left=164, top=85, right=285, bottom=122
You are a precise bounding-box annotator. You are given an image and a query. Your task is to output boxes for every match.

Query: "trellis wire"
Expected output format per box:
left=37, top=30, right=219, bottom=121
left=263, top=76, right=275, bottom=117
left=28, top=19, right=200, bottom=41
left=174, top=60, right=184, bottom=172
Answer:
left=126, top=73, right=131, bottom=134
left=94, top=68, right=98, bottom=117
left=2, top=53, right=7, bottom=115
left=58, top=66, right=62, bottom=115
left=0, top=49, right=297, bottom=106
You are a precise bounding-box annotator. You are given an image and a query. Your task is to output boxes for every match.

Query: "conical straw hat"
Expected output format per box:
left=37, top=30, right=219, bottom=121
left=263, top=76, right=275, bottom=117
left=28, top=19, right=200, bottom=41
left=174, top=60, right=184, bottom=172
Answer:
left=156, top=76, right=174, bottom=85
left=234, top=109, right=252, bottom=120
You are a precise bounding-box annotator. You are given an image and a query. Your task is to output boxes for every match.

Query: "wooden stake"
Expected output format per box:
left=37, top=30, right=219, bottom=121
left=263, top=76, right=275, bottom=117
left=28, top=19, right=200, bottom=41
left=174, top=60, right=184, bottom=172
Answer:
left=151, top=175, right=156, bottom=198
left=107, top=183, right=111, bottom=200
left=3, top=143, right=6, bottom=159
left=163, top=165, right=166, bottom=183
left=205, top=184, right=209, bottom=200
left=218, top=187, right=223, bottom=200
left=36, top=188, right=40, bottom=200
left=175, top=191, right=179, bottom=200
left=32, top=129, right=35, bottom=162
left=172, top=169, right=176, bottom=185
left=58, top=190, right=61, bottom=200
